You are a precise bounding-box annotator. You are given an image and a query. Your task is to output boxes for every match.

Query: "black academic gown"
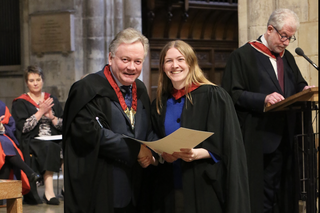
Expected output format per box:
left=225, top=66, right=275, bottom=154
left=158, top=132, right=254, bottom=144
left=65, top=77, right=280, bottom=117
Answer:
left=221, top=42, right=307, bottom=213
left=150, top=85, right=250, bottom=213
left=63, top=65, right=156, bottom=213
left=12, top=94, right=63, bottom=170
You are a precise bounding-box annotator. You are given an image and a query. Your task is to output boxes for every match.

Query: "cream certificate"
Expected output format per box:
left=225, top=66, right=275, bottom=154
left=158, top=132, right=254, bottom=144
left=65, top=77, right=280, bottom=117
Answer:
left=125, top=127, right=214, bottom=154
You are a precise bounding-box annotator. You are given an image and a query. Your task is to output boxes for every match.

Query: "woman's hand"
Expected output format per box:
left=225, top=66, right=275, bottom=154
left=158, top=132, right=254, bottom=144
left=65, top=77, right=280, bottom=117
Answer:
left=44, top=108, right=53, bottom=119
left=172, top=148, right=197, bottom=162
left=44, top=108, right=59, bottom=125
left=35, top=97, right=54, bottom=121
left=38, top=98, right=54, bottom=115
left=172, top=148, right=210, bottom=162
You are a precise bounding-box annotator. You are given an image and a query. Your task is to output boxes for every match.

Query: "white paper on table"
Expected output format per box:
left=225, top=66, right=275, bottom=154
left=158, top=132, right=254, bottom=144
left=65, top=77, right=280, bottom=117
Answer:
left=124, top=127, right=214, bottom=154
left=34, top=135, right=62, bottom=141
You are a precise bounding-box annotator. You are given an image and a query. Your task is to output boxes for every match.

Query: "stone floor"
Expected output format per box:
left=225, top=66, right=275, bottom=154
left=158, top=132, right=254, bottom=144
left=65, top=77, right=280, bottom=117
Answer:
left=0, top=172, right=64, bottom=213
left=0, top=172, right=318, bottom=213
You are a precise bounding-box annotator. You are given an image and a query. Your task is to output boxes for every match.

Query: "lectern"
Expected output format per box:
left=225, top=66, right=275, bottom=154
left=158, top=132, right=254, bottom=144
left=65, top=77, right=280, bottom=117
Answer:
left=266, top=87, right=318, bottom=213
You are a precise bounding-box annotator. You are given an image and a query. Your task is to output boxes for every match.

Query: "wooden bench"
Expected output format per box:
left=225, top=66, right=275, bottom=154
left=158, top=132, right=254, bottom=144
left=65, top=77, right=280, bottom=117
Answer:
left=0, top=180, right=22, bottom=213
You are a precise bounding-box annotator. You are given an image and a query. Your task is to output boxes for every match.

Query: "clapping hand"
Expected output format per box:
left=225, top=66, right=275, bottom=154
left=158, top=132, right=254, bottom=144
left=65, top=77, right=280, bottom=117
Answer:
left=38, top=97, right=54, bottom=115
left=44, top=108, right=54, bottom=120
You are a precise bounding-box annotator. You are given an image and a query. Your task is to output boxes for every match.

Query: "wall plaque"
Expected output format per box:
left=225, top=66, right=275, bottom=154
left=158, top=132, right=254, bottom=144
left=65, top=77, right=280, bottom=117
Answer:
left=30, top=12, right=74, bottom=54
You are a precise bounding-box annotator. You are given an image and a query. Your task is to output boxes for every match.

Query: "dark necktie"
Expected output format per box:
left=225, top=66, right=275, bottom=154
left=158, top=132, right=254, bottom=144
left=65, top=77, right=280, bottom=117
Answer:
left=120, top=85, right=132, bottom=109
left=274, top=53, right=284, bottom=92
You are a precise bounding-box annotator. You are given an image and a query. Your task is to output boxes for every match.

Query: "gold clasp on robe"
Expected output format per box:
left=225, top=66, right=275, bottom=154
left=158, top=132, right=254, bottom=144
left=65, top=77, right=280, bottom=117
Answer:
left=124, top=107, right=136, bottom=129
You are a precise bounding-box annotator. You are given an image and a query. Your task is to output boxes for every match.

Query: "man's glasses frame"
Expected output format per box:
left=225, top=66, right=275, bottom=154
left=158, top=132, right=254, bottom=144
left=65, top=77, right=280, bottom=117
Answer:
left=271, top=25, right=296, bottom=43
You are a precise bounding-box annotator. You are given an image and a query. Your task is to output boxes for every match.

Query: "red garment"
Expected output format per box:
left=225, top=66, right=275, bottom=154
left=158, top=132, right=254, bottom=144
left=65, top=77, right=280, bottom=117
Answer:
left=249, top=40, right=285, bottom=92
left=0, top=104, right=30, bottom=195
left=13, top=92, right=51, bottom=108
left=249, top=40, right=284, bottom=59
left=171, top=83, right=200, bottom=100
left=103, top=66, right=137, bottom=111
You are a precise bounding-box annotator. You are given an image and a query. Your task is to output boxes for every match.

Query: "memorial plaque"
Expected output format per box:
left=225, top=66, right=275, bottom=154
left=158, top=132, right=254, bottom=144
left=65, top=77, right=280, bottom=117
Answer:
left=30, top=12, right=74, bottom=54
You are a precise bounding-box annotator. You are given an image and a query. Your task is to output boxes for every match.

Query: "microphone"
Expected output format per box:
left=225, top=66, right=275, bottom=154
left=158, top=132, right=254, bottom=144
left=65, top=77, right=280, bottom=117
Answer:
left=295, top=47, right=318, bottom=70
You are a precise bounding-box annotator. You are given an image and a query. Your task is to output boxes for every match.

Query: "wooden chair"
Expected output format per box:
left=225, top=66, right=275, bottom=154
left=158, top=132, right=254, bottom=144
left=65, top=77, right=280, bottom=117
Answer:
left=0, top=180, right=23, bottom=213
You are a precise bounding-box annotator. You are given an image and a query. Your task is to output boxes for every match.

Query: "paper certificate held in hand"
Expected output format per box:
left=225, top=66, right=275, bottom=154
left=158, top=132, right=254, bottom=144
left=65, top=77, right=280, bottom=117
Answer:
left=125, top=127, right=214, bottom=154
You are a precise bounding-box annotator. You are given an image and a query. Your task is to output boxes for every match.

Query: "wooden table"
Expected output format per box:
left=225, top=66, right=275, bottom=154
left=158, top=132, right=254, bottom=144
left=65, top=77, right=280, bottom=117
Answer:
left=0, top=180, right=22, bottom=213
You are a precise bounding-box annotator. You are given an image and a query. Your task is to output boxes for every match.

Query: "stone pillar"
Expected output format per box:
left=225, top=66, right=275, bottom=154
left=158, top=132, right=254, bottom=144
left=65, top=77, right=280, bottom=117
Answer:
left=105, top=0, right=124, bottom=64
left=74, top=0, right=85, bottom=80
left=124, top=0, right=142, bottom=31
left=105, top=0, right=115, bottom=59
left=86, top=0, right=105, bottom=74
left=238, top=0, right=274, bottom=46
left=124, top=0, right=149, bottom=84
left=114, top=0, right=124, bottom=33
left=105, top=0, right=149, bottom=87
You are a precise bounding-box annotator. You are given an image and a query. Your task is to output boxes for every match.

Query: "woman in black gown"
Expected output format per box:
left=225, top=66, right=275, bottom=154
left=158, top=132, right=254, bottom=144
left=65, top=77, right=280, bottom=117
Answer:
left=150, top=40, right=250, bottom=213
left=12, top=65, right=63, bottom=205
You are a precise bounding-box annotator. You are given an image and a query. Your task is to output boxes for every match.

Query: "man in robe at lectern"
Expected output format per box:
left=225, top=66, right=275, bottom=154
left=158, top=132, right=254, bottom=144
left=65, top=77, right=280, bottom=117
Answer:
left=221, top=8, right=315, bottom=213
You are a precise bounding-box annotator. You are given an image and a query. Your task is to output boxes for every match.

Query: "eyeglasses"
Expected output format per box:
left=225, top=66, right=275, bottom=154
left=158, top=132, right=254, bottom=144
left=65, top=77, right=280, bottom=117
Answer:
left=271, top=25, right=296, bottom=43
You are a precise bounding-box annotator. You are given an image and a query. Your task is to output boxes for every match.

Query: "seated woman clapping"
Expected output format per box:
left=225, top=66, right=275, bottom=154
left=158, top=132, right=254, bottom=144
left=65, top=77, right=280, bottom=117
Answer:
left=12, top=65, right=63, bottom=205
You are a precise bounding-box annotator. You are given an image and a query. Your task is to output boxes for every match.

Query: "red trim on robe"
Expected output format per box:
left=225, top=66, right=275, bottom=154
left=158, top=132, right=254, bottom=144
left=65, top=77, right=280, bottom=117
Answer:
left=103, top=66, right=137, bottom=111
left=171, top=83, right=200, bottom=100
left=13, top=92, right=51, bottom=108
left=2, top=106, right=11, bottom=124
left=249, top=40, right=284, bottom=59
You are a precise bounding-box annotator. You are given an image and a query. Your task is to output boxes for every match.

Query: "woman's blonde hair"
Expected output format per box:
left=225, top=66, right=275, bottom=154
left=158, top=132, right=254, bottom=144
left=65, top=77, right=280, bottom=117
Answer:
left=156, top=40, right=215, bottom=114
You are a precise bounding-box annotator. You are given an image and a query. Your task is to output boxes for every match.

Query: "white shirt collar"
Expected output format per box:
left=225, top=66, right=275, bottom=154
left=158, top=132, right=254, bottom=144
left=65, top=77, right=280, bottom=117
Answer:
left=261, top=34, right=271, bottom=51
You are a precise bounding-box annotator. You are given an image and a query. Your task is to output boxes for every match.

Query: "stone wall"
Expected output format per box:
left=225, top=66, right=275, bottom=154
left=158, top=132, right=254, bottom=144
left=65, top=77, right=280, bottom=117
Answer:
left=0, top=0, right=143, bottom=108
left=0, top=0, right=316, bottom=109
